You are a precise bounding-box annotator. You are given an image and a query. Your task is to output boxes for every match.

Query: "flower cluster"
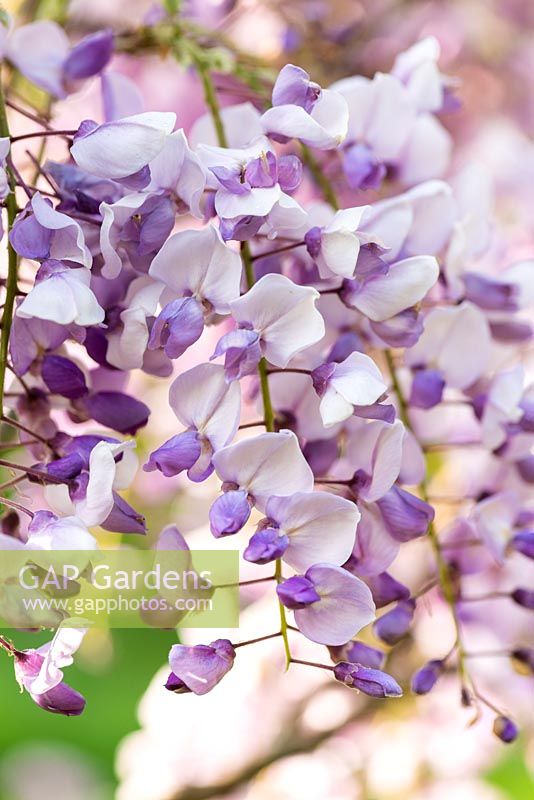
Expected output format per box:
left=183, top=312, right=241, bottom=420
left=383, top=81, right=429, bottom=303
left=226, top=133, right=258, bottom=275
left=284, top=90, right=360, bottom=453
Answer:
left=0, top=9, right=531, bottom=747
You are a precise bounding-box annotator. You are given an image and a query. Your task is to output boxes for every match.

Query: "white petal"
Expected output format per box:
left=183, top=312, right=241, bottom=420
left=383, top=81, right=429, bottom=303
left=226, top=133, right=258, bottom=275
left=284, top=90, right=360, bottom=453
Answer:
left=365, top=73, right=416, bottom=160
left=397, top=114, right=452, bottom=185
left=32, top=193, right=92, bottom=268
left=71, top=112, right=176, bottom=179
left=352, top=255, right=439, bottom=322
left=319, top=386, right=355, bottom=427
left=268, top=491, right=359, bottom=572
left=350, top=503, right=400, bottom=576
left=75, top=442, right=118, bottom=527
left=295, top=564, right=375, bottom=645
left=169, top=363, right=241, bottom=450
left=190, top=102, right=263, bottom=148
left=150, top=225, right=242, bottom=313
left=261, top=89, right=348, bottom=150
left=30, top=627, right=87, bottom=694
left=6, top=21, right=69, bottom=97
left=212, top=430, right=313, bottom=511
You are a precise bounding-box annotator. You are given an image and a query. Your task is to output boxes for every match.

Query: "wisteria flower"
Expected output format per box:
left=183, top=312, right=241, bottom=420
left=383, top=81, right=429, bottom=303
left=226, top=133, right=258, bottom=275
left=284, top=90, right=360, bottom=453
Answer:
left=277, top=564, right=375, bottom=645
left=145, top=363, right=241, bottom=481
left=166, top=639, right=236, bottom=695
left=16, top=261, right=104, bottom=326
left=261, top=64, right=349, bottom=150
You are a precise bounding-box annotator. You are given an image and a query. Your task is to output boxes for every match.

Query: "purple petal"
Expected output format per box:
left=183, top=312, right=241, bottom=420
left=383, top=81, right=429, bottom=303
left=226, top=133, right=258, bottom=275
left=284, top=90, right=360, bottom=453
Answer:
left=365, top=572, right=411, bottom=609
left=276, top=575, right=321, bottom=609
left=167, top=639, right=235, bottom=695
left=409, top=368, right=445, bottom=410
left=212, top=328, right=262, bottom=381
left=10, top=211, right=52, bottom=259
left=244, top=152, right=277, bottom=189
left=41, top=354, right=88, bottom=399
left=244, top=526, right=289, bottom=564
left=82, top=391, right=150, bottom=434
left=373, top=599, right=416, bottom=645
left=148, top=297, right=204, bottom=360
left=277, top=155, right=302, bottom=192
left=342, top=143, right=386, bottom=191
left=411, top=660, right=444, bottom=695
left=329, top=641, right=386, bottom=670
left=272, top=64, right=321, bottom=112
left=463, top=272, right=518, bottom=312
left=333, top=662, right=402, bottom=697
left=144, top=431, right=202, bottom=478
left=63, top=30, right=114, bottom=81
left=101, top=492, right=146, bottom=535
left=377, top=486, right=435, bottom=542
left=209, top=490, right=251, bottom=538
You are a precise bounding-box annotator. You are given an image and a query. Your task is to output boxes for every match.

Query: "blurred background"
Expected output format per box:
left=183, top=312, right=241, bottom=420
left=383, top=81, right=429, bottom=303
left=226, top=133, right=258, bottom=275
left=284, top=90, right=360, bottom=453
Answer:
left=0, top=1, right=533, bottom=799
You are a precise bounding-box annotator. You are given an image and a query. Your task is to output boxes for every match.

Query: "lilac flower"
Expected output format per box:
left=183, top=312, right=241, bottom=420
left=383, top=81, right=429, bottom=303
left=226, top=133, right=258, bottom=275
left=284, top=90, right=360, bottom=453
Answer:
left=106, top=276, right=165, bottom=370
left=71, top=112, right=176, bottom=180
left=333, top=662, right=402, bottom=697
left=470, top=493, right=518, bottom=563
left=10, top=193, right=92, bottom=267
left=149, top=224, right=242, bottom=314
left=72, top=439, right=137, bottom=527
left=24, top=511, right=97, bottom=553
left=345, top=419, right=406, bottom=503
left=145, top=363, right=240, bottom=482
left=263, top=491, right=359, bottom=571
left=10, top=315, right=69, bottom=376
left=311, top=352, right=389, bottom=427
left=227, top=273, right=324, bottom=368
left=365, top=572, right=411, bottom=608
left=166, top=639, right=236, bottom=695
left=16, top=261, right=104, bottom=326
left=99, top=193, right=175, bottom=278
left=5, top=21, right=113, bottom=98
left=340, top=255, right=439, bottom=323
left=511, top=588, right=534, bottom=610
left=277, top=564, right=375, bottom=645
left=209, top=489, right=252, bottom=537
left=146, top=129, right=207, bottom=217
left=262, top=64, right=349, bottom=149
left=392, top=37, right=452, bottom=113
left=212, top=430, right=313, bottom=512
left=211, top=328, right=262, bottom=381
left=479, top=366, right=525, bottom=450
left=199, top=137, right=286, bottom=219
left=14, top=627, right=87, bottom=715
left=406, top=302, right=492, bottom=390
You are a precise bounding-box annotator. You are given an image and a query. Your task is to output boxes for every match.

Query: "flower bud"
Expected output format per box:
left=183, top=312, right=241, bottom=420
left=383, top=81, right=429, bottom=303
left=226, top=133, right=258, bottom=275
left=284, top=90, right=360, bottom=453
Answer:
left=333, top=662, right=402, bottom=697
left=510, top=532, right=534, bottom=560
left=511, top=588, right=534, bottom=610
left=409, top=368, right=445, bottom=410
left=493, top=715, right=519, bottom=743
left=377, top=487, right=434, bottom=542
left=277, top=575, right=321, bottom=609
left=209, top=489, right=251, bottom=538
left=166, top=639, right=236, bottom=696
left=365, top=572, right=411, bottom=609
left=373, top=599, right=416, bottom=645
left=411, top=659, right=444, bottom=694
left=244, top=527, right=288, bottom=564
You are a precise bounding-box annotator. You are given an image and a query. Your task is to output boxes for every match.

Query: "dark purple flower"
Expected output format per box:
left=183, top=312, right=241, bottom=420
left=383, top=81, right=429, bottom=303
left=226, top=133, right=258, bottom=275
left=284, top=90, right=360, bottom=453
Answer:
left=276, top=575, right=321, bottom=609
left=510, top=531, right=534, bottom=560
left=409, top=368, right=445, bottom=410
left=101, top=492, right=146, bottom=535
left=41, top=354, right=88, bottom=399
left=411, top=659, right=444, bottom=694
left=304, top=226, right=322, bottom=259
left=374, top=599, right=416, bottom=645
left=517, top=456, right=534, bottom=483
left=511, top=648, right=534, bottom=673
left=511, top=588, right=534, bottom=610
left=166, top=639, right=236, bottom=695
left=148, top=297, right=204, bottom=360
left=82, top=391, right=149, bottom=434
left=329, top=641, right=386, bottom=670
left=493, top=715, right=519, bottom=743
left=489, top=320, right=532, bottom=343
left=377, top=486, right=435, bottom=542
left=63, top=30, right=114, bottom=81
left=333, top=662, right=402, bottom=697
left=144, top=431, right=203, bottom=478
left=244, top=526, right=289, bottom=564
left=209, top=489, right=251, bottom=538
